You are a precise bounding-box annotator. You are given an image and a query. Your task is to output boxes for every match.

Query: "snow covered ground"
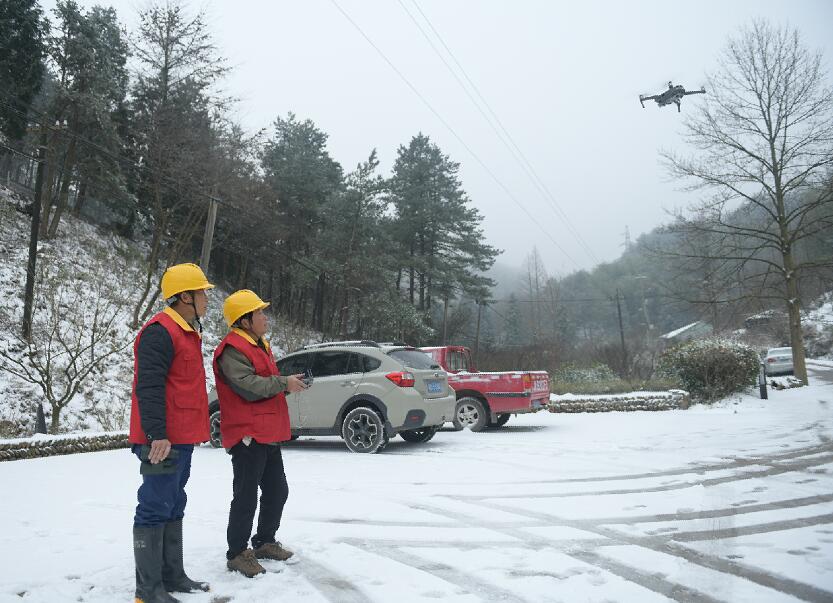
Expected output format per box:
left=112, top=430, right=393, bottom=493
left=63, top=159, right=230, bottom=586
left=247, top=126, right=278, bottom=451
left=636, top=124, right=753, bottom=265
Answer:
left=1, top=367, right=831, bottom=602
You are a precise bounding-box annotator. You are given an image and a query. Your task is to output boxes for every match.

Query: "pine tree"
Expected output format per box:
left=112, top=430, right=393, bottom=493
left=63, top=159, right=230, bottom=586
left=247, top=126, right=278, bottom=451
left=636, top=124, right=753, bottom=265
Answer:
left=388, top=133, right=498, bottom=319
left=261, top=113, right=343, bottom=323
left=40, top=1, right=129, bottom=237
left=0, top=0, right=47, bottom=142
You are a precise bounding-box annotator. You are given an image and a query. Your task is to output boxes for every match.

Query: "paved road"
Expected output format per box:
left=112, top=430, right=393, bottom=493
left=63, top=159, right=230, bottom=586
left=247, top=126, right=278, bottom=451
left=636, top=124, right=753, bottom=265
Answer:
left=807, top=361, right=833, bottom=386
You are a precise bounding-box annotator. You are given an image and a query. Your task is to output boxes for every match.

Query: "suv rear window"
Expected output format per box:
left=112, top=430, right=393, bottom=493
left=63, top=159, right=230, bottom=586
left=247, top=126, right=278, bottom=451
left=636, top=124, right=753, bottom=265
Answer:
left=352, top=353, right=381, bottom=373
left=389, top=349, right=440, bottom=370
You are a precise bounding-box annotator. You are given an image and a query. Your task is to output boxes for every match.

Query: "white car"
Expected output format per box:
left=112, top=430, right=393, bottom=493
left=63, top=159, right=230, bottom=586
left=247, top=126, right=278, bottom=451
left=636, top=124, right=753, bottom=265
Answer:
left=764, top=347, right=794, bottom=376
left=208, top=341, right=455, bottom=453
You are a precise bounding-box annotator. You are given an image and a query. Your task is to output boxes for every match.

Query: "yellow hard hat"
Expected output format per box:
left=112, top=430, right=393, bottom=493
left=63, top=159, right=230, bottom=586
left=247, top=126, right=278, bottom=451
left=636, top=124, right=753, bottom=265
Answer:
left=161, top=263, right=215, bottom=300
left=223, top=289, right=270, bottom=326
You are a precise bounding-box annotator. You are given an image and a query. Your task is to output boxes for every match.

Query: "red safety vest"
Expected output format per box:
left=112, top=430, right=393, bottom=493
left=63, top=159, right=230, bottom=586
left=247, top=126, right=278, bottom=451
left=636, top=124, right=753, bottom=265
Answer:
left=213, top=330, right=290, bottom=448
left=129, top=310, right=210, bottom=445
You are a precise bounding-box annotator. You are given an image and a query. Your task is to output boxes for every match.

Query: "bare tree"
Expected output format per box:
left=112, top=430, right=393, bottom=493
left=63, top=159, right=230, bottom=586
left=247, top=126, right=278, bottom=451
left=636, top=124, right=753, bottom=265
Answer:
left=0, top=261, right=131, bottom=432
left=663, top=20, right=833, bottom=384
left=128, top=2, right=228, bottom=328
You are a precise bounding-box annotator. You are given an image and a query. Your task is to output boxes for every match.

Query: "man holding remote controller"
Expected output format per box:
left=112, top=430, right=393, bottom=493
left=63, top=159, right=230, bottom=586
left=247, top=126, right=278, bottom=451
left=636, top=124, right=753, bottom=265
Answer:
left=212, top=289, right=308, bottom=577
left=129, top=263, right=214, bottom=603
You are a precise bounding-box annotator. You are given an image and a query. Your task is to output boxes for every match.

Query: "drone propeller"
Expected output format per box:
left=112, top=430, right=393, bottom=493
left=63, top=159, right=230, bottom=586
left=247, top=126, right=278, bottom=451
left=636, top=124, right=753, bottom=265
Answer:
left=659, top=77, right=677, bottom=89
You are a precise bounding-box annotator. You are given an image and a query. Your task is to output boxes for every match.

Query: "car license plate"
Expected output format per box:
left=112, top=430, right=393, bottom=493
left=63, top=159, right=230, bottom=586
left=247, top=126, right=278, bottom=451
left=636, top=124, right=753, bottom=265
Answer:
left=427, top=380, right=442, bottom=394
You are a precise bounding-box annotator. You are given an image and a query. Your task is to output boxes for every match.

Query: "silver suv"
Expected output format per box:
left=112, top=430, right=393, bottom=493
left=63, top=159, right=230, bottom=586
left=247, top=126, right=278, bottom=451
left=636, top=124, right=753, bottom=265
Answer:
left=208, top=341, right=455, bottom=453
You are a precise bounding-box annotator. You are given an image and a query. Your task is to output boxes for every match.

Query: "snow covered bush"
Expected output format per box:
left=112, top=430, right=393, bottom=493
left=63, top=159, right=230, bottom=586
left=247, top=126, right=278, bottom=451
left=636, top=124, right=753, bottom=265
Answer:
left=658, top=338, right=760, bottom=402
left=552, top=363, right=617, bottom=384
left=550, top=363, right=679, bottom=395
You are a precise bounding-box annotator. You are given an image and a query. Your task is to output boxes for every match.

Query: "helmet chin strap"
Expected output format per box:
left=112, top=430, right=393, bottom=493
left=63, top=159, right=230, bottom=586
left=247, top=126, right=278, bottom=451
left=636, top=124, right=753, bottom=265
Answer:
left=183, top=292, right=203, bottom=334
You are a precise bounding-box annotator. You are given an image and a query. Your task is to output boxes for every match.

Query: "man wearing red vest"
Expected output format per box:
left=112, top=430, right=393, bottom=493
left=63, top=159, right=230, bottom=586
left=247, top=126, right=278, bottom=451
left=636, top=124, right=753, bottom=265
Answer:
left=129, top=263, right=214, bottom=603
left=213, top=290, right=306, bottom=577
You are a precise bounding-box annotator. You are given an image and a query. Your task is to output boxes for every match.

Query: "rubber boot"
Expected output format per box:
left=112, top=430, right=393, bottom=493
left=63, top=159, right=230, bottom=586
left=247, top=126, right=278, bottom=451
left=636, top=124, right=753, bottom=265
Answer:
left=134, top=525, right=180, bottom=603
left=162, top=519, right=210, bottom=593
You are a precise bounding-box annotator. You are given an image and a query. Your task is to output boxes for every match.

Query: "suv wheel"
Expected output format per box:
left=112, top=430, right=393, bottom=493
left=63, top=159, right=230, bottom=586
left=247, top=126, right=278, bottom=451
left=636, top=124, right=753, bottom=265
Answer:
left=399, top=426, right=438, bottom=443
left=342, top=406, right=386, bottom=453
left=454, top=397, right=489, bottom=432
left=209, top=404, right=222, bottom=448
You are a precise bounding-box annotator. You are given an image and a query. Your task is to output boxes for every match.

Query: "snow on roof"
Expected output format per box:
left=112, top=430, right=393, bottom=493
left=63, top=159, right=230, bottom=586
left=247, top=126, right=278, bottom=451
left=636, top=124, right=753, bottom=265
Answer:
left=745, top=309, right=787, bottom=321
left=660, top=321, right=705, bottom=340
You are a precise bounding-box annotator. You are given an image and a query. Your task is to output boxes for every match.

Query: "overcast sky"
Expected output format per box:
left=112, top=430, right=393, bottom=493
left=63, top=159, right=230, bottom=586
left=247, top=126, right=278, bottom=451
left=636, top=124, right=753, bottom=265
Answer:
left=41, top=0, right=833, bottom=276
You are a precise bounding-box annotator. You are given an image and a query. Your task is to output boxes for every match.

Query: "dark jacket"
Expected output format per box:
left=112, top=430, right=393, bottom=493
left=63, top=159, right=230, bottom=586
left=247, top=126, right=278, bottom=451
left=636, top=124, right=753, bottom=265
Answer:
left=134, top=323, right=174, bottom=440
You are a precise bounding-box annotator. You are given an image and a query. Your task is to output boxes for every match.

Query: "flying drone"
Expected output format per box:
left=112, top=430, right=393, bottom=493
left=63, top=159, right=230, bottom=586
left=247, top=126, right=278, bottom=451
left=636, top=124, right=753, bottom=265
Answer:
left=639, top=81, right=706, bottom=112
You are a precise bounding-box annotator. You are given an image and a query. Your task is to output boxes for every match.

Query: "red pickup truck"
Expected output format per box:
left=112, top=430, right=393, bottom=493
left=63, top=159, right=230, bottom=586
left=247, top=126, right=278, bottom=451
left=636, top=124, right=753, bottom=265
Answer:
left=420, top=345, right=550, bottom=431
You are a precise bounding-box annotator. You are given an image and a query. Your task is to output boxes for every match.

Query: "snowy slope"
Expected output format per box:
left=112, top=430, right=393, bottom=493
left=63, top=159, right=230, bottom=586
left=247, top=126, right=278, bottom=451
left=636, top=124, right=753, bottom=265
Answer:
left=0, top=186, right=313, bottom=436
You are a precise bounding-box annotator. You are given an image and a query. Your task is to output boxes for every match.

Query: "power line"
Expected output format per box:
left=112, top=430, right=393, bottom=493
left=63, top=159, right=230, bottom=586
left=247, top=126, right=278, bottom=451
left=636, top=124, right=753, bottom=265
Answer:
left=328, top=0, right=582, bottom=270
left=0, top=141, right=37, bottom=162
left=484, top=303, right=508, bottom=321
left=402, top=0, right=601, bottom=266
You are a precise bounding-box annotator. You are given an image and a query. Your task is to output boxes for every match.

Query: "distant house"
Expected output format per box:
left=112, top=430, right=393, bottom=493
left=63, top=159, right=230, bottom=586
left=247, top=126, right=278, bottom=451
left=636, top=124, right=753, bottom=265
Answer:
left=744, top=309, right=788, bottom=331
left=659, top=321, right=713, bottom=346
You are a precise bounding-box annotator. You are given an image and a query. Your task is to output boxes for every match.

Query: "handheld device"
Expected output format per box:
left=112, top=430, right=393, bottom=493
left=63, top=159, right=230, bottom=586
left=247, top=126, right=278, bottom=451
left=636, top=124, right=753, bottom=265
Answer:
left=139, top=445, right=179, bottom=475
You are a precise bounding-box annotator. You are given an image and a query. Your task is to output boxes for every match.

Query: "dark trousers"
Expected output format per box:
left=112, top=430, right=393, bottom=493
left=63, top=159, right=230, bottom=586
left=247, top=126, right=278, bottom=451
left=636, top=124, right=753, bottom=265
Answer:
left=226, top=441, right=289, bottom=559
left=132, top=444, right=194, bottom=527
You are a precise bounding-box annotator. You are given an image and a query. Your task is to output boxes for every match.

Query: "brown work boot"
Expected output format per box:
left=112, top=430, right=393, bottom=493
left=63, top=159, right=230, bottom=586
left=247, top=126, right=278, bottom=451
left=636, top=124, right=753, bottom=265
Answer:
left=253, top=541, right=294, bottom=562
left=226, top=549, right=266, bottom=578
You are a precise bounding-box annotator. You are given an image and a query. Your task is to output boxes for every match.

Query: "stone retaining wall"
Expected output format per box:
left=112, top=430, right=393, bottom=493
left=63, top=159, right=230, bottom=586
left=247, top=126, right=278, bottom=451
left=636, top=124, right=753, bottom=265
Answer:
left=0, top=432, right=129, bottom=462
left=548, top=391, right=690, bottom=413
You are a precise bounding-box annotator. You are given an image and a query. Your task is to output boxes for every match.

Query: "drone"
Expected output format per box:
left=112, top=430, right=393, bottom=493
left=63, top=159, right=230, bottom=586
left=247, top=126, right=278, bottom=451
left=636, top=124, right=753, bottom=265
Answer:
left=639, top=81, right=706, bottom=112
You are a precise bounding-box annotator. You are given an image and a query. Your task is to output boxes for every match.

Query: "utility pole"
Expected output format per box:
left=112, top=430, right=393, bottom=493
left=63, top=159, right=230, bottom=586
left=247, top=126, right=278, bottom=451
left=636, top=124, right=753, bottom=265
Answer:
left=473, top=300, right=483, bottom=365
left=199, top=188, right=219, bottom=271
left=22, top=125, right=48, bottom=341
left=615, top=288, right=627, bottom=377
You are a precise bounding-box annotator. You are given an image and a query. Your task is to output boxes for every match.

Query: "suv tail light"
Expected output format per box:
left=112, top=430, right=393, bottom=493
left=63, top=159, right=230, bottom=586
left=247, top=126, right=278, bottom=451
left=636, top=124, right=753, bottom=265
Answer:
left=386, top=371, right=415, bottom=387
left=766, top=358, right=776, bottom=363
left=522, top=374, right=532, bottom=389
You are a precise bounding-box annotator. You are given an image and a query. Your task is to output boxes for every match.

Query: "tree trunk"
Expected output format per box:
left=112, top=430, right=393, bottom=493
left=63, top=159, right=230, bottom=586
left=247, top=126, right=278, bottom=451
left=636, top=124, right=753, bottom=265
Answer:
left=0, top=147, right=12, bottom=183
left=237, top=256, right=249, bottom=289
left=313, top=273, right=325, bottom=333
left=267, top=267, right=274, bottom=304
left=73, top=179, right=87, bottom=216
left=418, top=233, right=425, bottom=310
left=49, top=404, right=61, bottom=434
left=784, top=256, right=809, bottom=384
left=339, top=288, right=349, bottom=339
left=409, top=241, right=415, bottom=305
left=442, top=295, right=449, bottom=345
